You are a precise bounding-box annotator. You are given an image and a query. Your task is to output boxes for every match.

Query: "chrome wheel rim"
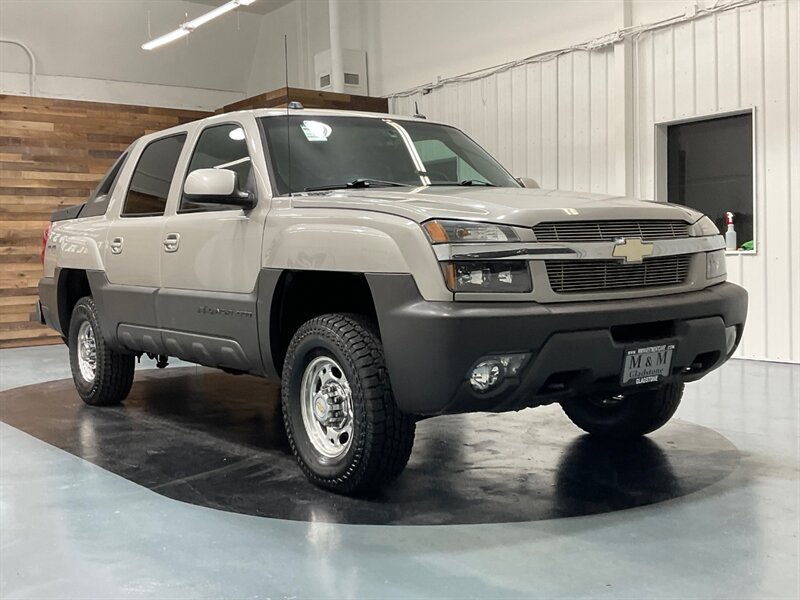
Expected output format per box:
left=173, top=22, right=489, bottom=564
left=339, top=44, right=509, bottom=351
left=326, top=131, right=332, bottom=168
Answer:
left=77, top=321, right=97, bottom=382
left=300, top=356, right=354, bottom=459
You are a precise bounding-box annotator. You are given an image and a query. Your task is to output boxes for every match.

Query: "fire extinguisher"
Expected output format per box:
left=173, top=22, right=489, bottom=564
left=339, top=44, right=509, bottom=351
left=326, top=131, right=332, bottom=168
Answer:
left=725, top=212, right=737, bottom=251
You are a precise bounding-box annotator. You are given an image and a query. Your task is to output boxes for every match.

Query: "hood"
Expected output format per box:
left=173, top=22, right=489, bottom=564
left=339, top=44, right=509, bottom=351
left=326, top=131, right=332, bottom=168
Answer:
left=290, top=187, right=703, bottom=226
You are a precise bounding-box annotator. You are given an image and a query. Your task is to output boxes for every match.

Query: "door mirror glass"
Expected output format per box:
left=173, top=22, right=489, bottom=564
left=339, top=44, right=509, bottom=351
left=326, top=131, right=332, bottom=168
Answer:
left=517, top=177, right=540, bottom=189
left=183, top=168, right=256, bottom=209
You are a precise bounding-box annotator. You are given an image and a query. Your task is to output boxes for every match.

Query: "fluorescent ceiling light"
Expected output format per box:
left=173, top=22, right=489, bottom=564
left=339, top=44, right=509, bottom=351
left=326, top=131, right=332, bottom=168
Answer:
left=142, top=28, right=191, bottom=51
left=184, top=2, right=239, bottom=30
left=142, top=0, right=258, bottom=51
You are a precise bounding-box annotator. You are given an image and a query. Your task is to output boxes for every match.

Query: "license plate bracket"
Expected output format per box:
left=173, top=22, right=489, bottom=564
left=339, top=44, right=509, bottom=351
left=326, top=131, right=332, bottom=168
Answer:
left=621, top=343, right=676, bottom=386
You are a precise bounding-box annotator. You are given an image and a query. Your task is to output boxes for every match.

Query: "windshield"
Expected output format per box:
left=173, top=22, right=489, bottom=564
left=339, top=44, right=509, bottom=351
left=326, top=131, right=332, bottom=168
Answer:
left=259, top=115, right=520, bottom=194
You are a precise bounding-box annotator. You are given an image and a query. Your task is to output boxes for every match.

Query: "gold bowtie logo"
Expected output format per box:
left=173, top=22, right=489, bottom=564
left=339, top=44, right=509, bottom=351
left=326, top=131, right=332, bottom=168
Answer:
left=612, top=238, right=654, bottom=263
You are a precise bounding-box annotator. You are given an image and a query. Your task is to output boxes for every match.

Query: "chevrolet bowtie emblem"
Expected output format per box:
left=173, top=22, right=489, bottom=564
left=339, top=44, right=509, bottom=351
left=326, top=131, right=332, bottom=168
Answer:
left=612, top=238, right=654, bottom=263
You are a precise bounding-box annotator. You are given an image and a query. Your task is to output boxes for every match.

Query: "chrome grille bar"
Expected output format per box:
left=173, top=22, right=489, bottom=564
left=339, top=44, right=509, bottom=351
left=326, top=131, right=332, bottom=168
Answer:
left=546, top=255, right=691, bottom=293
left=534, top=220, right=690, bottom=242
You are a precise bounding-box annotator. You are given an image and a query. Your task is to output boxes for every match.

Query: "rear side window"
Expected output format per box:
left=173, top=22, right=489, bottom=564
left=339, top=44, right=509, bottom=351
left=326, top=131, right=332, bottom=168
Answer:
left=181, top=124, right=253, bottom=213
left=81, top=150, right=129, bottom=218
left=122, top=134, right=187, bottom=217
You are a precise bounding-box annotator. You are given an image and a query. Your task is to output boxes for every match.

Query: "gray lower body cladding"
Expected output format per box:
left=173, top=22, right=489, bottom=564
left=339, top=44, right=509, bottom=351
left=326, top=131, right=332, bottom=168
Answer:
left=37, top=276, right=59, bottom=333
left=82, top=270, right=280, bottom=376
left=367, top=274, right=748, bottom=415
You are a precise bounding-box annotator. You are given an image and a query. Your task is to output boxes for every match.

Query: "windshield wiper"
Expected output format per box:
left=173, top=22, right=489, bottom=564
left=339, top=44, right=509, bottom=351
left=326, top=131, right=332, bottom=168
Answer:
left=426, top=180, right=496, bottom=187
left=304, top=179, right=411, bottom=192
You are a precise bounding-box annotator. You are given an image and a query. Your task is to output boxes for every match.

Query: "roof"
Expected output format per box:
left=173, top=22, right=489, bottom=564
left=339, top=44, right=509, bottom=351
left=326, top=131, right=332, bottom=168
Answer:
left=131, top=107, right=449, bottom=146
left=220, top=107, right=447, bottom=126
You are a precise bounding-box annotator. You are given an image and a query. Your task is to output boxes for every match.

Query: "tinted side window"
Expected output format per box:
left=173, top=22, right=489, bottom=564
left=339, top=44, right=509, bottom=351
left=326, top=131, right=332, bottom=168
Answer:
left=181, top=124, right=252, bottom=212
left=82, top=150, right=129, bottom=218
left=122, top=134, right=187, bottom=217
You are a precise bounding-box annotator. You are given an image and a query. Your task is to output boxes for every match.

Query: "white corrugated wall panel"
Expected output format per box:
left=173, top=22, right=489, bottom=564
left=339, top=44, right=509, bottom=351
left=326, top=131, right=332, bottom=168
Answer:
left=391, top=48, right=617, bottom=194
left=634, top=0, right=800, bottom=362
left=389, top=0, right=799, bottom=362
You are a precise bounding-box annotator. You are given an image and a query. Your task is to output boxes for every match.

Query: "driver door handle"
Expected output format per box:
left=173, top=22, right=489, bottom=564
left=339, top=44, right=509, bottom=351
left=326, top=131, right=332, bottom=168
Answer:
left=163, top=233, right=180, bottom=253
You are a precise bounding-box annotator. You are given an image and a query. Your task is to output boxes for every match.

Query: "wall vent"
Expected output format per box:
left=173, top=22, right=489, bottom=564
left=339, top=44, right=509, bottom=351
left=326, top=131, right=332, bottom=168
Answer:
left=314, top=48, right=368, bottom=95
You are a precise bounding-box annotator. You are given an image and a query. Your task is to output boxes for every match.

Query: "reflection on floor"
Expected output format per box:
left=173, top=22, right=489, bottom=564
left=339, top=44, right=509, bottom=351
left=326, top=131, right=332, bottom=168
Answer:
left=0, top=368, right=741, bottom=525
left=0, top=346, right=798, bottom=599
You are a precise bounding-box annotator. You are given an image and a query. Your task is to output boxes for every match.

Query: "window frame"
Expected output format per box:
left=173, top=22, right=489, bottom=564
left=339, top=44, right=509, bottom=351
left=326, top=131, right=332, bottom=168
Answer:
left=121, top=132, right=188, bottom=219
left=81, top=149, right=130, bottom=218
left=177, top=121, right=255, bottom=215
left=655, top=107, right=757, bottom=255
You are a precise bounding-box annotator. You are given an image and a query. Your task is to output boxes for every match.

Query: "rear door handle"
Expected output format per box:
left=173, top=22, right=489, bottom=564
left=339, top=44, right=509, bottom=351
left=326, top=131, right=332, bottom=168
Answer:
left=109, top=237, right=124, bottom=255
left=163, top=233, right=180, bottom=253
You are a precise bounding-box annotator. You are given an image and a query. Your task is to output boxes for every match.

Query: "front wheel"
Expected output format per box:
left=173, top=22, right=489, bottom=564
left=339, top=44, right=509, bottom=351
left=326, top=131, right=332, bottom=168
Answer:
left=68, top=297, right=135, bottom=406
left=560, top=383, right=684, bottom=439
left=281, top=314, right=416, bottom=495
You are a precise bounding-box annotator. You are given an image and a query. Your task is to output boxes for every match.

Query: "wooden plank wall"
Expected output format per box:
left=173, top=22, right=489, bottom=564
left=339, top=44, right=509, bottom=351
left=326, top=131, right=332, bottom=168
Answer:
left=0, top=95, right=209, bottom=349
left=0, top=87, right=388, bottom=349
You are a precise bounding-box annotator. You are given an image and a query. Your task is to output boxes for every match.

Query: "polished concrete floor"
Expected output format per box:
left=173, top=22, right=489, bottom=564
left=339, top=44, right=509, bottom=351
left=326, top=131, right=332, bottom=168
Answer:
left=1, top=345, right=798, bottom=599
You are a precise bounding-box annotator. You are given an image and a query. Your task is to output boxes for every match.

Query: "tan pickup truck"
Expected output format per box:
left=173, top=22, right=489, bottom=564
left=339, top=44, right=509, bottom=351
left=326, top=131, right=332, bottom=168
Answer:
left=37, top=107, right=748, bottom=494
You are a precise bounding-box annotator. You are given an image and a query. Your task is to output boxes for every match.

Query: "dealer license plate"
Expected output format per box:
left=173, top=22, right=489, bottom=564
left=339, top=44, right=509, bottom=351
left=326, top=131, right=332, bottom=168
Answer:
left=621, top=343, right=676, bottom=386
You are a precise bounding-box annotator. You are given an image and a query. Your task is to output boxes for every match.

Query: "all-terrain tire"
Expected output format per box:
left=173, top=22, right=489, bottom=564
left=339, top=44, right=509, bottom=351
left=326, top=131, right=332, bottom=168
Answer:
left=68, top=297, right=135, bottom=406
left=281, top=313, right=416, bottom=495
left=560, top=383, right=684, bottom=438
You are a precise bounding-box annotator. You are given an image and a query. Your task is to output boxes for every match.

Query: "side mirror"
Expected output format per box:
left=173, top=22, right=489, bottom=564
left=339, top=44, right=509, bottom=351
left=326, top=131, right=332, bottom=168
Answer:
left=184, top=168, right=256, bottom=209
left=517, top=176, right=540, bottom=189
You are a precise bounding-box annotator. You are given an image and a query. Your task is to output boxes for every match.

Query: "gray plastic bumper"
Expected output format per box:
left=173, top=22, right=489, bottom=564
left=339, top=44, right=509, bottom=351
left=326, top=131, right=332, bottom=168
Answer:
left=367, top=274, right=748, bottom=416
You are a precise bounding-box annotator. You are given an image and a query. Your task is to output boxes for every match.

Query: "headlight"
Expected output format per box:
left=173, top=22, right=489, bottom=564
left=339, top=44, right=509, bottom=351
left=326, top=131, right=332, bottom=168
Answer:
left=441, top=261, right=532, bottom=293
left=692, top=216, right=720, bottom=237
left=423, top=220, right=519, bottom=243
left=706, top=249, right=727, bottom=279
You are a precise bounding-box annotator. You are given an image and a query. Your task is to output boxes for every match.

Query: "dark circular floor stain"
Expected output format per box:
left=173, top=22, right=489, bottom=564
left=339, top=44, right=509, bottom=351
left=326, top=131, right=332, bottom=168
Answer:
left=0, top=367, right=740, bottom=525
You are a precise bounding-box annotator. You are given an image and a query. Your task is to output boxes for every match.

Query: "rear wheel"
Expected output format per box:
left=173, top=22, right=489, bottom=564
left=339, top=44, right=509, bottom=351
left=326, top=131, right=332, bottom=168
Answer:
left=281, top=314, right=416, bottom=495
left=560, top=383, right=684, bottom=438
left=68, top=297, right=135, bottom=406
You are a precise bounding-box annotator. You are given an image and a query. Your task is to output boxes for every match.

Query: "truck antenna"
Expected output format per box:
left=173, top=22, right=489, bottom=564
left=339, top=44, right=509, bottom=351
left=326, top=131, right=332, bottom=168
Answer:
left=284, top=34, right=292, bottom=195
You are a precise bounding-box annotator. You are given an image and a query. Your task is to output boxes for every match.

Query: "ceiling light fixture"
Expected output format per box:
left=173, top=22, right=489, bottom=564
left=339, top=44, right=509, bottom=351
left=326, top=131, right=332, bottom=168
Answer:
left=142, top=0, right=258, bottom=51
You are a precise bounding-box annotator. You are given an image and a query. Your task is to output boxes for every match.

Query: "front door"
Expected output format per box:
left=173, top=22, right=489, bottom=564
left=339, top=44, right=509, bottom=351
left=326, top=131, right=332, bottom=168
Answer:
left=158, top=118, right=269, bottom=373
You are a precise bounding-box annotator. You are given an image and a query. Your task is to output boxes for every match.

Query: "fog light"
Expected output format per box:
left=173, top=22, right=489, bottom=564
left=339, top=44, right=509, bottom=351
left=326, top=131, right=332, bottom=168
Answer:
left=497, top=354, right=528, bottom=377
left=469, top=360, right=503, bottom=392
left=725, top=325, right=737, bottom=354
left=468, top=353, right=531, bottom=393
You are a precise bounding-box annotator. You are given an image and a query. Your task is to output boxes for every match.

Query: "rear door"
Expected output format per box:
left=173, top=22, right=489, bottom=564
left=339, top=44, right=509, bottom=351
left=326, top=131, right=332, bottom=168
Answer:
left=157, top=117, right=269, bottom=372
left=102, top=133, right=187, bottom=352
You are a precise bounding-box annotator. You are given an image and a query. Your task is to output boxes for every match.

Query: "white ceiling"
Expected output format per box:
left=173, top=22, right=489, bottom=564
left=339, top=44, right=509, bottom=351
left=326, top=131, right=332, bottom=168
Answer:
left=190, top=0, right=294, bottom=16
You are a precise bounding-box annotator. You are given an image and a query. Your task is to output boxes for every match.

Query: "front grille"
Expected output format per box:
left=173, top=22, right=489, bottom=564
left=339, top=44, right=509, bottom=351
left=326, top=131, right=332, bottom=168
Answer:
left=533, top=220, right=690, bottom=242
left=546, top=255, right=692, bottom=293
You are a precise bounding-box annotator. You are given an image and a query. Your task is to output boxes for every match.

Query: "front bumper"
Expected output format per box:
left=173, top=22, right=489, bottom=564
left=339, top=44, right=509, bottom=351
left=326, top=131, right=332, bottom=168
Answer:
left=367, top=275, right=748, bottom=415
